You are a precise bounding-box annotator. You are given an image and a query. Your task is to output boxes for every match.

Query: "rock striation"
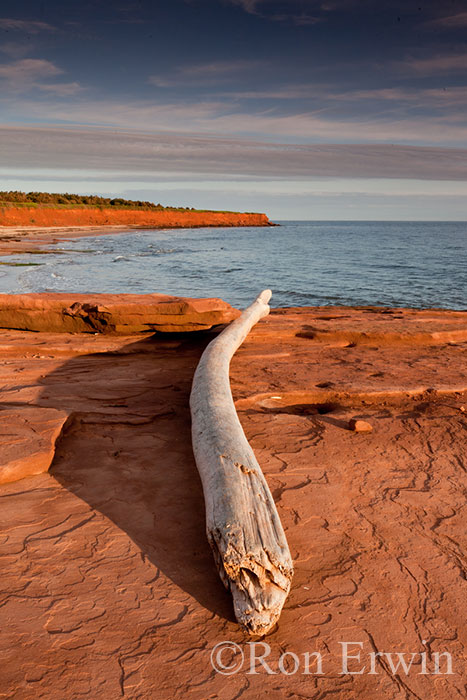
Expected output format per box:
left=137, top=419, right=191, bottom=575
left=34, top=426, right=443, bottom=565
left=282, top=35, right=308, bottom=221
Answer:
left=0, top=293, right=240, bottom=334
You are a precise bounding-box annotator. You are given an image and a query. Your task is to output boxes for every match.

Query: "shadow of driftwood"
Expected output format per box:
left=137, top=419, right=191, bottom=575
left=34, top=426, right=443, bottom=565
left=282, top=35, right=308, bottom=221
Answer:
left=40, top=331, right=234, bottom=622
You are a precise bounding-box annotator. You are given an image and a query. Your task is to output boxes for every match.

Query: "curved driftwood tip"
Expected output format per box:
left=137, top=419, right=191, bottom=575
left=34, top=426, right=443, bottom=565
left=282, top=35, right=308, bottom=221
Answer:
left=256, top=289, right=272, bottom=305
left=190, top=289, right=293, bottom=636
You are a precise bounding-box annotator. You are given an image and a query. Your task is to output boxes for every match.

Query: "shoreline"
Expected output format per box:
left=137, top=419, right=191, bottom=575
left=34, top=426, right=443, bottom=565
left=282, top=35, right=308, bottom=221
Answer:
left=0, top=225, right=157, bottom=256
left=0, top=219, right=275, bottom=256
left=0, top=208, right=274, bottom=256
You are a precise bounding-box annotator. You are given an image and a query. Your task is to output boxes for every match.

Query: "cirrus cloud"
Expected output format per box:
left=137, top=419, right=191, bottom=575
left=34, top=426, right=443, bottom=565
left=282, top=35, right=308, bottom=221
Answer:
left=1, top=125, right=467, bottom=182
left=0, top=57, right=62, bottom=81
left=424, top=11, right=467, bottom=29
left=0, top=58, right=82, bottom=95
left=149, top=59, right=267, bottom=87
left=401, top=52, right=467, bottom=74
left=0, top=18, right=55, bottom=33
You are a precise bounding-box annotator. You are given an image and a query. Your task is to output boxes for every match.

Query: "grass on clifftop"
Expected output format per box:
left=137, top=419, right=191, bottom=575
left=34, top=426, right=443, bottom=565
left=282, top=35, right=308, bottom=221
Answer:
left=0, top=191, right=253, bottom=214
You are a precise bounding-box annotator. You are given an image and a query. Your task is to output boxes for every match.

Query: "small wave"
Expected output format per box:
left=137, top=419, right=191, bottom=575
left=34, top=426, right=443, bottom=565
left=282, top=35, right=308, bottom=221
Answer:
left=142, top=248, right=177, bottom=255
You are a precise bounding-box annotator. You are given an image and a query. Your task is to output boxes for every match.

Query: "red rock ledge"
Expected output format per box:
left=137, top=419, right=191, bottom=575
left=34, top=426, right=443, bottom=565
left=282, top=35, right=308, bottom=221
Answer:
left=0, top=306, right=465, bottom=698
left=0, top=308, right=467, bottom=700
left=0, top=292, right=240, bottom=334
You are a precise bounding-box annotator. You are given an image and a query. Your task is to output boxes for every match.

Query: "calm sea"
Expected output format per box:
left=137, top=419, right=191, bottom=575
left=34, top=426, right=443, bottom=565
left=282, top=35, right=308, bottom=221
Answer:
left=0, top=221, right=466, bottom=309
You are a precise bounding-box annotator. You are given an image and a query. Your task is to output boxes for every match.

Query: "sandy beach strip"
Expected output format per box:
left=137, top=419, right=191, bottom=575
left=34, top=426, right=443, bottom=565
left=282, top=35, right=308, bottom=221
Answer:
left=0, top=225, right=160, bottom=256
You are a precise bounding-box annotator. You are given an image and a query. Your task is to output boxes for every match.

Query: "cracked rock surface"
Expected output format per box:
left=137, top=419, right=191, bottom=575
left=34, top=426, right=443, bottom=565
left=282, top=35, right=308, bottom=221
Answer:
left=0, top=305, right=466, bottom=699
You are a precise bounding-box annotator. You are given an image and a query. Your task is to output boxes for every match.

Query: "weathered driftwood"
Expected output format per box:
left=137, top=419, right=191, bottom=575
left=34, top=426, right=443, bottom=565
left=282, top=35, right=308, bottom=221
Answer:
left=190, top=290, right=293, bottom=635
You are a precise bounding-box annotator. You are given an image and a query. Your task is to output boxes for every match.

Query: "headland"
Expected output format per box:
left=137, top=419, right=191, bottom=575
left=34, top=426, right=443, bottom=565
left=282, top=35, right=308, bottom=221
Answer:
left=0, top=196, right=273, bottom=256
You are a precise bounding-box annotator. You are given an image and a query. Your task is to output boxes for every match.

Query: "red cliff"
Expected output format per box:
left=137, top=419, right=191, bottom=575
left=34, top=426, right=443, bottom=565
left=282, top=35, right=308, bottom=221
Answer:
left=0, top=206, right=273, bottom=228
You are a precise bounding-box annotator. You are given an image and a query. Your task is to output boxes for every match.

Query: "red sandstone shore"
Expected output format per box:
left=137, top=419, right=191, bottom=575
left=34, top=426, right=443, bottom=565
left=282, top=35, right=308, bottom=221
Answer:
left=0, top=296, right=466, bottom=698
left=0, top=207, right=273, bottom=255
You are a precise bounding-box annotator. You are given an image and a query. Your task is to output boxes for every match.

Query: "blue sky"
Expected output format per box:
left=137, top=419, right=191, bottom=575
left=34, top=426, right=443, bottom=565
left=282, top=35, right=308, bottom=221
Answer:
left=1, top=0, right=467, bottom=219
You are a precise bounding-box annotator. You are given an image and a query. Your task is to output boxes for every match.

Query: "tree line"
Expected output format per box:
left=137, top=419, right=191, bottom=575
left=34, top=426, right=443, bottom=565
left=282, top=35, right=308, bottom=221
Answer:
left=0, top=191, right=194, bottom=210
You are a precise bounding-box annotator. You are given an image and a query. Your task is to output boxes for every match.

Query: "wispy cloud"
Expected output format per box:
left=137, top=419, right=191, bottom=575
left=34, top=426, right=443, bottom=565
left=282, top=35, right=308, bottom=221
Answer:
left=332, top=85, right=467, bottom=108
left=0, top=18, right=55, bottom=33
left=0, top=40, right=35, bottom=59
left=0, top=58, right=62, bottom=82
left=222, top=84, right=321, bottom=99
left=271, top=13, right=321, bottom=25
left=1, top=125, right=467, bottom=182
left=2, top=91, right=467, bottom=144
left=178, top=59, right=265, bottom=77
left=228, top=0, right=262, bottom=14
left=225, top=84, right=467, bottom=107
left=35, top=81, right=83, bottom=96
left=424, top=11, right=467, bottom=29
left=149, top=59, right=266, bottom=87
left=207, top=109, right=467, bottom=144
left=401, top=52, right=467, bottom=75
left=0, top=58, right=81, bottom=95
left=226, top=0, right=322, bottom=24
left=228, top=0, right=467, bottom=30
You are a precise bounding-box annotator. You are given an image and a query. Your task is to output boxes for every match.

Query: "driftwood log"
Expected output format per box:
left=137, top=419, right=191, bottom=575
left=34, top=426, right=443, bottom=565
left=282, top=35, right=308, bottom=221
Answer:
left=190, top=290, right=293, bottom=635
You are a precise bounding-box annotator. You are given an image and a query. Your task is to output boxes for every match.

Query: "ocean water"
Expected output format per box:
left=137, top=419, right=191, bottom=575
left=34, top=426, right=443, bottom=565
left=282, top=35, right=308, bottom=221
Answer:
left=0, top=221, right=466, bottom=309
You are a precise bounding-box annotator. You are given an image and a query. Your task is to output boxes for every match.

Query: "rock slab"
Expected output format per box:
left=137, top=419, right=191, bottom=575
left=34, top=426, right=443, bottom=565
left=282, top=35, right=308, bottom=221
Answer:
left=0, top=406, right=69, bottom=484
left=0, top=306, right=465, bottom=699
left=0, top=293, right=240, bottom=334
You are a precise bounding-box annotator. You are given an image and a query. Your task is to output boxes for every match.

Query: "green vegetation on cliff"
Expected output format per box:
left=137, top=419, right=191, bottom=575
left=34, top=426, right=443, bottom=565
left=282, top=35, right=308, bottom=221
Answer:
left=0, top=191, right=192, bottom=210
left=0, top=191, right=254, bottom=215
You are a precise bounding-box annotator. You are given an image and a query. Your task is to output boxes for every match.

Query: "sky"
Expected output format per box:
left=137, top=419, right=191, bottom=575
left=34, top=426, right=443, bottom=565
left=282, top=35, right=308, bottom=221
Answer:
left=1, top=0, right=467, bottom=219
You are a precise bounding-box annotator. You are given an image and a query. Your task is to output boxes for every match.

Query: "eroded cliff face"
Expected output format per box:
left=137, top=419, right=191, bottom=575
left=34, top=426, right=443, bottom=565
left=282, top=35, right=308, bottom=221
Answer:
left=0, top=206, right=272, bottom=228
